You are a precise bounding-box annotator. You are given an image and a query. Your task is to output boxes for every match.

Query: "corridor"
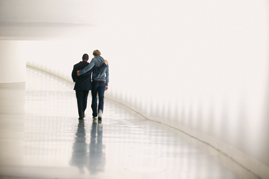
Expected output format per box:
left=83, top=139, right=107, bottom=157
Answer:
left=0, top=67, right=258, bottom=179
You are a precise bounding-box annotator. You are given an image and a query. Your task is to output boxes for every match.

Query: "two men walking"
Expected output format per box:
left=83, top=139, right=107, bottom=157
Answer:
left=72, top=50, right=109, bottom=120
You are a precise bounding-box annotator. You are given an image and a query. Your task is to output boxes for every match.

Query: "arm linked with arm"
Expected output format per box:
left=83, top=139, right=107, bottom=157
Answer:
left=99, top=62, right=108, bottom=72
left=78, top=60, right=95, bottom=76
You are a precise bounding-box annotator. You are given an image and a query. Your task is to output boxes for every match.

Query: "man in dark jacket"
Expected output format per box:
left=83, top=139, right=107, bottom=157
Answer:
left=72, top=53, right=106, bottom=120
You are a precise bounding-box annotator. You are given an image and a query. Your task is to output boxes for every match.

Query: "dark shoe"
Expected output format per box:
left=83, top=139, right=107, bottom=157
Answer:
left=92, top=112, right=97, bottom=118
left=78, top=117, right=84, bottom=120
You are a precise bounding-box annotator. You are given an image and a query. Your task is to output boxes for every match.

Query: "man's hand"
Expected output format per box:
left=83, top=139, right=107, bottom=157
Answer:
left=104, top=60, right=108, bottom=64
left=105, top=86, right=108, bottom=91
left=77, top=70, right=80, bottom=76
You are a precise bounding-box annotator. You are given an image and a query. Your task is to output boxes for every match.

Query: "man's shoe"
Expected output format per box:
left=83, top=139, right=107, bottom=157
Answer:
left=98, top=110, right=103, bottom=120
left=92, top=117, right=97, bottom=123
left=78, top=117, right=84, bottom=120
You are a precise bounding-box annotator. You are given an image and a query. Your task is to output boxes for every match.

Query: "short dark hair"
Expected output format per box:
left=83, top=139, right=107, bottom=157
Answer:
left=82, top=53, right=89, bottom=60
left=93, top=50, right=101, bottom=56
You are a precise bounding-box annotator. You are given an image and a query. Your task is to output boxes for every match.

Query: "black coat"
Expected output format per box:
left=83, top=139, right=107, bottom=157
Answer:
left=72, top=61, right=92, bottom=90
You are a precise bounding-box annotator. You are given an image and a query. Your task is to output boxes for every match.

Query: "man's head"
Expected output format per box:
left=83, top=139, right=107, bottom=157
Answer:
left=82, top=53, right=89, bottom=61
left=93, top=50, right=101, bottom=57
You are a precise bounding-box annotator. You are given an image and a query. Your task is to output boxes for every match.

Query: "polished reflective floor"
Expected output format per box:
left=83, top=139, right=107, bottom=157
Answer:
left=0, top=67, right=259, bottom=179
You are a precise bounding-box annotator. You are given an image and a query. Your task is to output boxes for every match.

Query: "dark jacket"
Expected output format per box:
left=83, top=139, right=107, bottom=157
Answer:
left=72, top=61, right=92, bottom=90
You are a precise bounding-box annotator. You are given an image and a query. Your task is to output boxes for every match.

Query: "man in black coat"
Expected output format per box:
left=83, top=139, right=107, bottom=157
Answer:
left=72, top=53, right=106, bottom=120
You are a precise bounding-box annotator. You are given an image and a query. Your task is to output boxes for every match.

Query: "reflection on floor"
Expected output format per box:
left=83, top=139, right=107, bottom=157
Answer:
left=0, top=67, right=258, bottom=179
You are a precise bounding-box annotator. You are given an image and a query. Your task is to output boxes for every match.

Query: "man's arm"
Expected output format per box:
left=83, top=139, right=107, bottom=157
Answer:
left=99, top=61, right=108, bottom=71
left=71, top=65, right=77, bottom=82
left=77, top=59, right=96, bottom=76
left=105, top=64, right=109, bottom=91
left=77, top=59, right=108, bottom=76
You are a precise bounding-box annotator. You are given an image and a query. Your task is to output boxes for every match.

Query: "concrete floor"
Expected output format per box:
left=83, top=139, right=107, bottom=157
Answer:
left=0, top=67, right=259, bottom=179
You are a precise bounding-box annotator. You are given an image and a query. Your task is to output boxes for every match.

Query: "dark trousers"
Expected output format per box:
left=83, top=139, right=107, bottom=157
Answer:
left=91, top=81, right=106, bottom=117
left=76, top=90, right=89, bottom=118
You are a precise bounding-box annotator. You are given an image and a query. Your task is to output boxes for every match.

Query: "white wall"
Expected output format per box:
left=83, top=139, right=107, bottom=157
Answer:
left=0, top=40, right=26, bottom=83
left=19, top=0, right=269, bottom=177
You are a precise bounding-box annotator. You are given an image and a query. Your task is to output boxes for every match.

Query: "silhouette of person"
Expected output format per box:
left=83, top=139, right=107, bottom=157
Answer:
left=70, top=121, right=87, bottom=173
left=88, top=121, right=106, bottom=174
